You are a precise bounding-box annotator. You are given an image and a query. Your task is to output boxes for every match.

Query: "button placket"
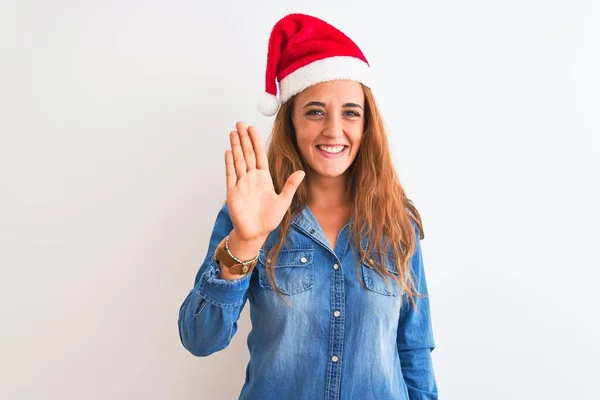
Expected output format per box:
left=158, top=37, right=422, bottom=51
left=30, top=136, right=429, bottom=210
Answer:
left=325, top=256, right=345, bottom=399
left=290, top=211, right=359, bottom=399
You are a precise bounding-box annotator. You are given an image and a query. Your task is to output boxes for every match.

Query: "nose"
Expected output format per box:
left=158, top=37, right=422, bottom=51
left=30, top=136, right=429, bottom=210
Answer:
left=322, top=113, right=344, bottom=139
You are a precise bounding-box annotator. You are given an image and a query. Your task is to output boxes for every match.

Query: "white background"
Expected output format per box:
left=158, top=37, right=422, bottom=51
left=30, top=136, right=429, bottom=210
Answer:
left=1, top=1, right=599, bottom=399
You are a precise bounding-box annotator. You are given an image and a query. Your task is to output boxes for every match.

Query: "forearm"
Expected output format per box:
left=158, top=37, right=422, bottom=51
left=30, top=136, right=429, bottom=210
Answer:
left=178, top=258, right=251, bottom=356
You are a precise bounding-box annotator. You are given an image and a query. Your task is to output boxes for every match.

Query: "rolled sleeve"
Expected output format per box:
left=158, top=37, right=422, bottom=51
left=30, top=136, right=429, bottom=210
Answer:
left=178, top=202, right=253, bottom=357
left=196, top=259, right=252, bottom=308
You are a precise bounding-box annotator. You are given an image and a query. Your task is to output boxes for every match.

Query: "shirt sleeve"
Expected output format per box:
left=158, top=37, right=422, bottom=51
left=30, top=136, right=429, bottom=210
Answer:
left=396, top=222, right=438, bottom=399
left=177, top=202, right=253, bottom=357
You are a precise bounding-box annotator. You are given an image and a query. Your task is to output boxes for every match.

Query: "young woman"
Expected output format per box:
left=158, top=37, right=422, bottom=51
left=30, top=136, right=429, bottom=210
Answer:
left=178, top=13, right=438, bottom=400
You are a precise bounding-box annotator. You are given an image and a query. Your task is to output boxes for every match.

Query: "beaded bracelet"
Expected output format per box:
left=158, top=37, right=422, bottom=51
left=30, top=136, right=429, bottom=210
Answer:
left=225, top=235, right=260, bottom=265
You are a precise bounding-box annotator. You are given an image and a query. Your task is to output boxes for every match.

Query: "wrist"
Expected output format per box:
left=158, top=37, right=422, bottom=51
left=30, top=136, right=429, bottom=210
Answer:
left=228, top=229, right=266, bottom=259
left=214, top=231, right=263, bottom=279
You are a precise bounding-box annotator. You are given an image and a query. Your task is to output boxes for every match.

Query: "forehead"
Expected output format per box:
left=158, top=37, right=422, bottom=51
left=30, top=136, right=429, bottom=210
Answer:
left=295, top=80, right=364, bottom=104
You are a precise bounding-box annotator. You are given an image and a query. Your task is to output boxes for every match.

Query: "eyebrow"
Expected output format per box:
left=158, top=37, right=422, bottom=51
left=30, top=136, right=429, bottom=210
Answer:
left=302, top=101, right=363, bottom=110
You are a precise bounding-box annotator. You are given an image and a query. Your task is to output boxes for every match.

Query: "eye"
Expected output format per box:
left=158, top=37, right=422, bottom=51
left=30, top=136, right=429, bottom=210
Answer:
left=344, top=111, right=361, bottom=117
left=306, top=109, right=325, bottom=116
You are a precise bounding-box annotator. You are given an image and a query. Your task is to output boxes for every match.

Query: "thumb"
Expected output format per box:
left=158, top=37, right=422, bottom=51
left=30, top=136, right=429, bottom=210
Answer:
left=278, top=170, right=305, bottom=204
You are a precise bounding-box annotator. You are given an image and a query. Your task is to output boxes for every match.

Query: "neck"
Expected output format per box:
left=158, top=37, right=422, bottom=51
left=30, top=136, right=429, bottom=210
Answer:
left=306, top=172, right=351, bottom=209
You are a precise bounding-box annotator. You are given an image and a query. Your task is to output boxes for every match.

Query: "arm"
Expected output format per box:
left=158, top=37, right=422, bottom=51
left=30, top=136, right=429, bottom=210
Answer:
left=177, top=202, right=253, bottom=357
left=397, top=223, right=438, bottom=399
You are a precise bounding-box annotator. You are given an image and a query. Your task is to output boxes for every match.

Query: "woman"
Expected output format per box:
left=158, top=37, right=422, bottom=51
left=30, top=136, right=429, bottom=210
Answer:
left=178, top=13, right=438, bottom=400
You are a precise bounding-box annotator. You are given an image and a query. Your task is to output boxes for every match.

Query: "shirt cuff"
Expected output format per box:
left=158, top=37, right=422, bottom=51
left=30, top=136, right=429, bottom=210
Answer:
left=195, top=258, right=252, bottom=308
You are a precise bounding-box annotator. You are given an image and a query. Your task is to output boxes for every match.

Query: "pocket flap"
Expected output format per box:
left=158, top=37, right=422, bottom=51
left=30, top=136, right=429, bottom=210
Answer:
left=259, top=247, right=314, bottom=268
left=362, top=251, right=398, bottom=275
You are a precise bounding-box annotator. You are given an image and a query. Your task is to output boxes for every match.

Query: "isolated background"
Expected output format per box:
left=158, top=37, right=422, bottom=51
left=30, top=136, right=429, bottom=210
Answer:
left=1, top=0, right=599, bottom=399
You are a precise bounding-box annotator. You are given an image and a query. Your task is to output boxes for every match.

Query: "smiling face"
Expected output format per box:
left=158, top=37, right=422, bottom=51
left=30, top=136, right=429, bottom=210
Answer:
left=290, top=80, right=365, bottom=180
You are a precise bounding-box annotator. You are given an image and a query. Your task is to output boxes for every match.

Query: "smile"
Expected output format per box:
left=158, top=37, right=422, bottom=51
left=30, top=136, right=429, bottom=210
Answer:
left=316, top=145, right=348, bottom=158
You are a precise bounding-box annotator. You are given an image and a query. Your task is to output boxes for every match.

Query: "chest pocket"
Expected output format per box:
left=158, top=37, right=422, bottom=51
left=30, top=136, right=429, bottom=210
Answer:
left=361, top=251, right=405, bottom=297
left=257, top=247, right=315, bottom=295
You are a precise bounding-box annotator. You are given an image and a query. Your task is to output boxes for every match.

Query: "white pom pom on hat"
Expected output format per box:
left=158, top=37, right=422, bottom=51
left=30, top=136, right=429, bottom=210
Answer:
left=257, top=92, right=280, bottom=117
left=257, top=13, right=374, bottom=117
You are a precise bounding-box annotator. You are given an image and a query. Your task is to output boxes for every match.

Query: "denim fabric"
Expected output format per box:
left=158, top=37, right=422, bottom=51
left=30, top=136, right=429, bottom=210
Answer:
left=178, top=202, right=438, bottom=399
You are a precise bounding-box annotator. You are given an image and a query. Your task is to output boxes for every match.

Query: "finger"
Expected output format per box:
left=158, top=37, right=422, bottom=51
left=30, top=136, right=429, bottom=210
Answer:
left=237, top=121, right=256, bottom=171
left=247, top=125, right=269, bottom=170
left=225, top=150, right=237, bottom=191
left=278, top=170, right=305, bottom=204
left=230, top=128, right=247, bottom=179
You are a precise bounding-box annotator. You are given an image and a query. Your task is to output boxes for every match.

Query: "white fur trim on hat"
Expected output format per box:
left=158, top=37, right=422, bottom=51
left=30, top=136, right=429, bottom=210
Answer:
left=279, top=56, right=373, bottom=104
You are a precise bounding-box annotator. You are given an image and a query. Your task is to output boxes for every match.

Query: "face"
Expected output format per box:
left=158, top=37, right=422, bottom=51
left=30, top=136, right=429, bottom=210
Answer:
left=291, top=80, right=365, bottom=180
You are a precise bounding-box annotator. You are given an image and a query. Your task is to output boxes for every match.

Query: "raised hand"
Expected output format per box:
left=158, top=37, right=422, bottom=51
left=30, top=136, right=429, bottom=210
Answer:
left=225, top=121, right=305, bottom=245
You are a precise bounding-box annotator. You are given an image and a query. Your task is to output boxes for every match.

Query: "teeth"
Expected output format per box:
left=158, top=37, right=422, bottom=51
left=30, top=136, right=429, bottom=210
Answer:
left=318, top=145, right=345, bottom=154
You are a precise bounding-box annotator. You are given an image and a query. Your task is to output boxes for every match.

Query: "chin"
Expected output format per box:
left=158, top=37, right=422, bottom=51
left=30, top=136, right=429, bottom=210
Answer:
left=315, top=168, right=349, bottom=178
left=305, top=159, right=352, bottom=178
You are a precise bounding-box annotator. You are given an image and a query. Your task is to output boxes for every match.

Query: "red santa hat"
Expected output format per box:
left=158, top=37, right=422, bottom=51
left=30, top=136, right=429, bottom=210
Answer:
left=257, top=13, right=374, bottom=117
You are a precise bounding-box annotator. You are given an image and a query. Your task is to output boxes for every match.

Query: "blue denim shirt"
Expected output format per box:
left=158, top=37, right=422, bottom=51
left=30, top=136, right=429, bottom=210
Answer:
left=178, top=202, right=438, bottom=399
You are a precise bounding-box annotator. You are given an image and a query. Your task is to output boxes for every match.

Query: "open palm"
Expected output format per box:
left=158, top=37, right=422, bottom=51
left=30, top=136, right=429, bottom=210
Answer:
left=225, top=121, right=305, bottom=243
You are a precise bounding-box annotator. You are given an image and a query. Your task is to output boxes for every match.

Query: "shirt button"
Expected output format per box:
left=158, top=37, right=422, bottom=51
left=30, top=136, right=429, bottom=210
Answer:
left=333, top=310, right=341, bottom=317
left=331, top=355, right=339, bottom=362
left=309, top=228, right=315, bottom=234
left=300, top=257, right=307, bottom=263
left=333, top=263, right=339, bottom=270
